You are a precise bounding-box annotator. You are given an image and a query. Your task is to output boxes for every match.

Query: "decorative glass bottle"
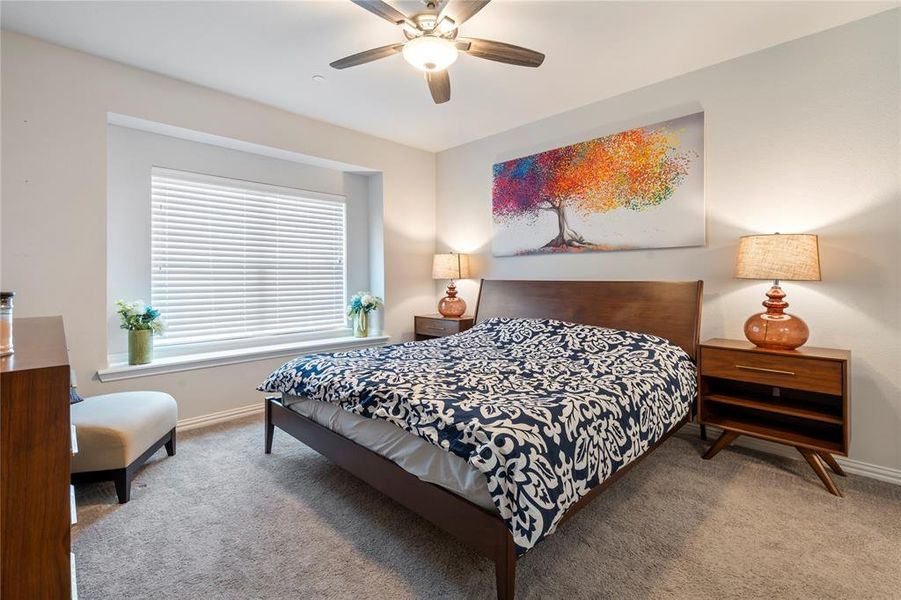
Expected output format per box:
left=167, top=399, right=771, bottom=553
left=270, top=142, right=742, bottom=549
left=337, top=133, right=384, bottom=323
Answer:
left=0, top=292, right=14, bottom=357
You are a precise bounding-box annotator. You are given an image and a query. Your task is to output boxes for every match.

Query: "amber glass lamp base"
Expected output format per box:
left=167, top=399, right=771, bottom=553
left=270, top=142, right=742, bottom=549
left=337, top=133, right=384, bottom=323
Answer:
left=744, top=283, right=809, bottom=350
left=438, top=281, right=466, bottom=318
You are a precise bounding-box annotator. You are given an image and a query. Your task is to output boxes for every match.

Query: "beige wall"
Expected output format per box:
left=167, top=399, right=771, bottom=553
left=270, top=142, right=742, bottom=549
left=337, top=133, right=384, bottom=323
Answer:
left=1, top=31, right=436, bottom=420
left=436, top=12, right=901, bottom=470
left=3, top=13, right=900, bottom=472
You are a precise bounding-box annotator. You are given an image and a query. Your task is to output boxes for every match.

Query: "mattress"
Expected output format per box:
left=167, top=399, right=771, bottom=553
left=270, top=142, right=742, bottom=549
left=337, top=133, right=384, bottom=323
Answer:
left=283, top=393, right=496, bottom=511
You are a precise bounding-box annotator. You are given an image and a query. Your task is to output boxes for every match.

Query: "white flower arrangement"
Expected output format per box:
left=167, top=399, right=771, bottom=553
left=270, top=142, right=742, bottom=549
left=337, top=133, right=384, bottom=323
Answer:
left=115, top=299, right=165, bottom=334
left=347, top=291, right=383, bottom=317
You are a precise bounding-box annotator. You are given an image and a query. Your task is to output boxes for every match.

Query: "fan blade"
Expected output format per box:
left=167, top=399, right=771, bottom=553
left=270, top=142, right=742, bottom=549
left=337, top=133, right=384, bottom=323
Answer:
left=350, top=0, right=414, bottom=27
left=437, top=0, right=490, bottom=29
left=458, top=38, right=544, bottom=67
left=426, top=70, right=450, bottom=104
left=330, top=43, right=404, bottom=69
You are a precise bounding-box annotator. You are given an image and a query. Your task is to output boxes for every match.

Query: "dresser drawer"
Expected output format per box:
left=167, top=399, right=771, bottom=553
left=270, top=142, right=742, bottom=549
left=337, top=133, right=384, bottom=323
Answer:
left=415, top=317, right=458, bottom=337
left=701, top=347, right=843, bottom=395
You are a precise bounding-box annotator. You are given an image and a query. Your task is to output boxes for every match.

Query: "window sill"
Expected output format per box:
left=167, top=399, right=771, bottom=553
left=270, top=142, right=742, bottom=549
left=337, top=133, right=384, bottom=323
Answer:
left=96, top=334, right=390, bottom=382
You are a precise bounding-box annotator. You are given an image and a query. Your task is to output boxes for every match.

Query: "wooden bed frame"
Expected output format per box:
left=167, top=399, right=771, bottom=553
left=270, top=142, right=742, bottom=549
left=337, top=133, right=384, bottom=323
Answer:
left=265, top=280, right=703, bottom=599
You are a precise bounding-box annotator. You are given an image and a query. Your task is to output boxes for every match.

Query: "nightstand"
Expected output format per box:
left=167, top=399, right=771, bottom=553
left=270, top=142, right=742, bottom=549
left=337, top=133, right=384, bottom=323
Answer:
left=698, top=338, right=851, bottom=496
left=414, top=314, right=474, bottom=341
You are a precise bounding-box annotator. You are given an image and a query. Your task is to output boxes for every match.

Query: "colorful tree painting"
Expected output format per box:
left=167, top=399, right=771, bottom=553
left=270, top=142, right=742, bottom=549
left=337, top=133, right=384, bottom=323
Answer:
left=492, top=119, right=698, bottom=253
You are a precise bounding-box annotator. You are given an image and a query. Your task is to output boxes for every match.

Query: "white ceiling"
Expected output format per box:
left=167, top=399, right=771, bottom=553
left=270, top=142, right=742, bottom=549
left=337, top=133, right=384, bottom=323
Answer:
left=1, top=1, right=895, bottom=151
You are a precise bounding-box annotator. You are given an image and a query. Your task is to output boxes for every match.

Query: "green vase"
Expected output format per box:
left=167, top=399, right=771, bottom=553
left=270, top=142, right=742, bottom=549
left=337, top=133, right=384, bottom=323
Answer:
left=354, top=312, right=369, bottom=338
left=128, top=329, right=153, bottom=365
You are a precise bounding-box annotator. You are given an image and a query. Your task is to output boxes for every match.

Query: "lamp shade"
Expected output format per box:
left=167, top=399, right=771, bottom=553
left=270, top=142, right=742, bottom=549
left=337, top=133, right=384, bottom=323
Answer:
left=432, top=253, right=471, bottom=280
left=734, top=234, right=821, bottom=281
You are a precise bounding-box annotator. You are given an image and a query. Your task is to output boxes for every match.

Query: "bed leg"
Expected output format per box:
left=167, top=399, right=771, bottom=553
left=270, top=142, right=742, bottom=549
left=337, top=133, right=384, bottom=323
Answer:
left=494, top=532, right=516, bottom=600
left=265, top=397, right=274, bottom=454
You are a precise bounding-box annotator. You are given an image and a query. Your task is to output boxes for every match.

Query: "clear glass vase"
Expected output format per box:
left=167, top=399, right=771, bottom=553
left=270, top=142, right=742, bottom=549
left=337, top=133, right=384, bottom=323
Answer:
left=354, top=312, right=369, bottom=338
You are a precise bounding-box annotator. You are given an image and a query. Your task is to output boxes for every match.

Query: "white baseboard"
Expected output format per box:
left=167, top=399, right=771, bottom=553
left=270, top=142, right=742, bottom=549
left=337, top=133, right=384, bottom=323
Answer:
left=683, top=423, right=901, bottom=487
left=177, top=402, right=263, bottom=432
left=833, top=456, right=901, bottom=486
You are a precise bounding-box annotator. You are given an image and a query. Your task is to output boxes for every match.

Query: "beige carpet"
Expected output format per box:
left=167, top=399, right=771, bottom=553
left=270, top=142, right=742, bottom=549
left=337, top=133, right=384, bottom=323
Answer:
left=73, top=415, right=901, bottom=599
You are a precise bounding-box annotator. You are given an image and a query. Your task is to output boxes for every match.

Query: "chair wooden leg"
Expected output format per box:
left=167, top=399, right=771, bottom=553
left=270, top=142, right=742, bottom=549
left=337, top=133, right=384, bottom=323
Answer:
left=817, top=451, right=846, bottom=477
left=265, top=398, right=275, bottom=454
left=165, top=429, right=176, bottom=456
left=494, top=533, right=516, bottom=600
left=702, top=430, right=739, bottom=460
left=113, top=469, right=131, bottom=504
left=798, top=447, right=842, bottom=497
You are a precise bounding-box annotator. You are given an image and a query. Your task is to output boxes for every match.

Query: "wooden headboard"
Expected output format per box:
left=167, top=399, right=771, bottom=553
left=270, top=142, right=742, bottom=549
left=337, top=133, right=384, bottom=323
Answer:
left=473, top=280, right=703, bottom=361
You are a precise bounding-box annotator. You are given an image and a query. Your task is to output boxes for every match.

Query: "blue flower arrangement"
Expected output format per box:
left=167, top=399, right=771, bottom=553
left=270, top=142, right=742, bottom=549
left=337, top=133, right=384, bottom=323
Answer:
left=347, top=292, right=383, bottom=338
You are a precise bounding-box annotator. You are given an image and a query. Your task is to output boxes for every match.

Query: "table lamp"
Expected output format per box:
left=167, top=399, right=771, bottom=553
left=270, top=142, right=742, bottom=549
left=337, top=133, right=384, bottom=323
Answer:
left=734, top=233, right=820, bottom=350
left=432, top=253, right=471, bottom=318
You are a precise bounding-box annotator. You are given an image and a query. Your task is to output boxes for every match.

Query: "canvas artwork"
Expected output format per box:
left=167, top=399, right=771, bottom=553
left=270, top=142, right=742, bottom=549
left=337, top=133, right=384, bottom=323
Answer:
left=491, top=112, right=704, bottom=256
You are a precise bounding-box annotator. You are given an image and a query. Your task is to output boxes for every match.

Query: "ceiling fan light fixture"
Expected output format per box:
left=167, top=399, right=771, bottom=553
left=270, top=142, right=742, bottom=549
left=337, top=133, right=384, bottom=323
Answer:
left=335, top=0, right=545, bottom=104
left=402, top=36, right=458, bottom=72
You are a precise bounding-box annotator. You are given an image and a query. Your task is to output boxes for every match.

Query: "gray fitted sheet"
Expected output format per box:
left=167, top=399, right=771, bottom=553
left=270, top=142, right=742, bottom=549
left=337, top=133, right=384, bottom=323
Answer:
left=283, top=394, right=496, bottom=512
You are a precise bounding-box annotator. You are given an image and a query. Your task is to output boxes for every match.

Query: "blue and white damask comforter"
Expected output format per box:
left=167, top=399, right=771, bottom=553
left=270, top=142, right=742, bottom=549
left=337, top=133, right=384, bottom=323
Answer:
left=259, top=318, right=697, bottom=555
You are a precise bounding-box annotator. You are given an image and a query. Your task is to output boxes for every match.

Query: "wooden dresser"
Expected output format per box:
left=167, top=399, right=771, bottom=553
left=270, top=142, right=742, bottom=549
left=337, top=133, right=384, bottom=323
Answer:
left=1, top=316, right=74, bottom=599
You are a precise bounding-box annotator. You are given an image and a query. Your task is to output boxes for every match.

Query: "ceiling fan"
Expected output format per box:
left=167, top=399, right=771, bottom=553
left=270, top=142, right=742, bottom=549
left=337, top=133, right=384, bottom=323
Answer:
left=330, top=0, right=545, bottom=104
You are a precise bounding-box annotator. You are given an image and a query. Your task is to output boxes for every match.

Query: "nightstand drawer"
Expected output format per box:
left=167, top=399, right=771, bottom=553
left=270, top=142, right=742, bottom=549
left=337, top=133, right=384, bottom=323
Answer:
left=701, top=347, right=842, bottom=396
left=414, top=317, right=458, bottom=336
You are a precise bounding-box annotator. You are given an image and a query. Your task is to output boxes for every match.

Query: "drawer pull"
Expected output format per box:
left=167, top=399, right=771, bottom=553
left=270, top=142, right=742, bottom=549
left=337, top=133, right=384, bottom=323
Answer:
left=735, top=364, right=795, bottom=376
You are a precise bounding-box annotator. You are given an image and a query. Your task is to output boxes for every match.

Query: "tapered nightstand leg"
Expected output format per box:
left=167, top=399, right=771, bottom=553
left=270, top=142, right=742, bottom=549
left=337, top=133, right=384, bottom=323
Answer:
left=817, top=451, right=847, bottom=477
left=702, top=430, right=739, bottom=460
left=798, top=447, right=842, bottom=497
left=699, top=424, right=708, bottom=441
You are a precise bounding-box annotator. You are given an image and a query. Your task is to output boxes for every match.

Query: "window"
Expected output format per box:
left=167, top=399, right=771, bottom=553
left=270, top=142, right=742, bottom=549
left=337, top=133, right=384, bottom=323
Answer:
left=151, top=167, right=347, bottom=348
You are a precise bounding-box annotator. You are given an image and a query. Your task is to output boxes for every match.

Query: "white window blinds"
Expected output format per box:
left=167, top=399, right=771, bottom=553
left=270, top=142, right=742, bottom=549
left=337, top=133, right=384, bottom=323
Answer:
left=151, top=167, right=347, bottom=347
